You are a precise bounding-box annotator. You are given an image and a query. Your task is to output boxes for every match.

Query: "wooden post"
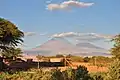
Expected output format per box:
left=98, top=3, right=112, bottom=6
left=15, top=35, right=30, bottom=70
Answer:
left=38, top=60, right=40, bottom=69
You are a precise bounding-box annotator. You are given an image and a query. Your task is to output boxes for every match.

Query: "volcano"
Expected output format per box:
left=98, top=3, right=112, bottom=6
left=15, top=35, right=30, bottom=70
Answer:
left=24, top=37, right=110, bottom=56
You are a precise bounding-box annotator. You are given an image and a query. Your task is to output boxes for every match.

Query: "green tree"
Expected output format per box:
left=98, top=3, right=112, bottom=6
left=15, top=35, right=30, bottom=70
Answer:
left=1, top=48, right=23, bottom=60
left=107, top=34, right=120, bottom=80
left=83, top=57, right=90, bottom=62
left=107, top=59, right=120, bottom=80
left=56, top=54, right=64, bottom=58
left=75, top=65, right=92, bottom=80
left=110, top=34, right=120, bottom=60
left=63, top=67, right=75, bottom=80
left=51, top=68, right=64, bottom=80
left=0, top=18, right=24, bottom=50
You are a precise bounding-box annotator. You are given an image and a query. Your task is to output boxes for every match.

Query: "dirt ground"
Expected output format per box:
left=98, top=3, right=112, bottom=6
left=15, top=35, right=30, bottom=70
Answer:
left=58, top=62, right=108, bottom=72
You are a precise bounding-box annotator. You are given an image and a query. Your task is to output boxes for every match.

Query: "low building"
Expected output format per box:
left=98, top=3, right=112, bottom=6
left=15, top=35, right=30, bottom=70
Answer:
left=50, top=58, right=63, bottom=62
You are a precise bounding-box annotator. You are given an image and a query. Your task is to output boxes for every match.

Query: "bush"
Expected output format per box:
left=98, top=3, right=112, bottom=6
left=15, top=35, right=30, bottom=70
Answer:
left=0, top=69, right=52, bottom=80
left=75, top=65, right=92, bottom=80
left=83, top=57, right=90, bottom=62
left=1, top=65, right=111, bottom=80
left=51, top=68, right=64, bottom=80
left=63, top=67, right=75, bottom=80
left=0, top=61, right=7, bottom=71
left=90, top=72, right=107, bottom=80
left=107, top=59, right=120, bottom=80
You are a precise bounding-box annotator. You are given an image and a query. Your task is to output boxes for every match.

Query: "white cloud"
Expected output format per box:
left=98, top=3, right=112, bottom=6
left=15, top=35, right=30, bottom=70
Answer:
left=46, top=0, right=52, bottom=3
left=24, top=32, right=48, bottom=36
left=24, top=32, right=36, bottom=36
left=52, top=32, right=114, bottom=41
left=40, top=32, right=48, bottom=36
left=52, top=32, right=78, bottom=37
left=46, top=0, right=94, bottom=11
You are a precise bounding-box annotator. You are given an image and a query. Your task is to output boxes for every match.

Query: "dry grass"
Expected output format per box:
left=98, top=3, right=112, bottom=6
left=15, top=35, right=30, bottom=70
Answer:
left=58, top=62, right=108, bottom=72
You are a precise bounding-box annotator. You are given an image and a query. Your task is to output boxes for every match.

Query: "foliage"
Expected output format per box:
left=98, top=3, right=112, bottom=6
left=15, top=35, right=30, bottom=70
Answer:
left=63, top=67, right=75, bottom=80
left=0, top=65, right=93, bottom=80
left=0, top=69, right=52, bottom=80
left=110, top=34, right=120, bottom=59
left=0, top=18, right=24, bottom=50
left=90, top=72, right=107, bottom=80
left=0, top=61, right=7, bottom=71
left=51, top=68, right=64, bottom=80
left=75, top=65, right=92, bottom=80
left=107, top=59, right=120, bottom=80
left=83, top=57, right=90, bottom=62
left=106, top=34, right=120, bottom=80
left=56, top=54, right=64, bottom=58
left=1, top=48, right=23, bottom=59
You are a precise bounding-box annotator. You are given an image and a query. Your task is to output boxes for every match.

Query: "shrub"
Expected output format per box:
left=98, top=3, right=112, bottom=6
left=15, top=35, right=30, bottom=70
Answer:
left=63, top=67, right=75, bottom=80
left=90, top=72, right=107, bottom=80
left=83, top=57, right=90, bottom=62
left=107, top=59, right=120, bottom=80
left=51, top=68, right=64, bottom=80
left=1, top=66, right=112, bottom=80
left=75, top=65, right=92, bottom=80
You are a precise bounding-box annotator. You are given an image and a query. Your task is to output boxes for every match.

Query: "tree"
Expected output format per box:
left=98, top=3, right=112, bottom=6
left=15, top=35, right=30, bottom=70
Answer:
left=107, top=59, right=120, bottom=80
left=63, top=67, right=75, bottom=80
left=0, top=18, right=24, bottom=51
left=75, top=65, right=92, bottom=80
left=107, top=34, right=120, bottom=80
left=83, top=57, right=90, bottom=62
left=56, top=54, right=64, bottom=58
left=51, top=68, right=64, bottom=80
left=110, top=34, right=120, bottom=60
left=1, top=48, right=23, bottom=60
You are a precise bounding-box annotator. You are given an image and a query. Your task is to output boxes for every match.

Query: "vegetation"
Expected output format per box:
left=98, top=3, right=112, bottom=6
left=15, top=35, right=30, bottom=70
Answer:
left=75, top=65, right=92, bottom=80
left=0, top=66, right=93, bottom=80
left=1, top=48, right=23, bottom=60
left=0, top=18, right=24, bottom=51
left=110, top=34, right=120, bottom=60
left=67, top=55, right=84, bottom=62
left=107, top=59, right=120, bottom=80
left=0, top=18, right=24, bottom=71
left=56, top=54, right=64, bottom=58
left=90, top=72, right=107, bottom=80
left=107, top=34, right=120, bottom=80
left=83, top=57, right=90, bottom=62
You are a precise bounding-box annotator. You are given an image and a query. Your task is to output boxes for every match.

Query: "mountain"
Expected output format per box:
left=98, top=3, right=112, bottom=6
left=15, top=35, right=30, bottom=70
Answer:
left=76, top=42, right=105, bottom=50
left=30, top=37, right=84, bottom=54
left=24, top=37, right=110, bottom=56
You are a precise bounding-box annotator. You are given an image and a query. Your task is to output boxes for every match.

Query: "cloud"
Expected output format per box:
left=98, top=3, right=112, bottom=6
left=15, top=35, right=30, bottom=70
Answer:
left=24, top=32, right=36, bottom=36
left=52, top=32, right=78, bottom=37
left=24, top=32, right=48, bottom=37
left=52, top=32, right=114, bottom=41
left=46, top=0, right=94, bottom=11
left=40, top=32, right=48, bottom=36
left=46, top=0, right=52, bottom=4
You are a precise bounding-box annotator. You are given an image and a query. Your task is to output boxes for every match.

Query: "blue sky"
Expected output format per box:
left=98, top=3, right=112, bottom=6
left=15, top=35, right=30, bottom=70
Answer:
left=0, top=0, right=120, bottom=49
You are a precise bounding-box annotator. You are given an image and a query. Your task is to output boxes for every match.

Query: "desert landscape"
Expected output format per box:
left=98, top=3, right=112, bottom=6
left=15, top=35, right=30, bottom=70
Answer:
left=0, top=0, right=120, bottom=80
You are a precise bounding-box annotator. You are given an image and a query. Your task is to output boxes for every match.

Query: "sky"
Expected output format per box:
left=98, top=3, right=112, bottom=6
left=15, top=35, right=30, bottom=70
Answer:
left=0, top=0, right=120, bottom=50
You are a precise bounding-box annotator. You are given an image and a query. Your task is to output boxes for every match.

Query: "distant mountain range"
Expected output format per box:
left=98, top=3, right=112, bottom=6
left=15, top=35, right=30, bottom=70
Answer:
left=76, top=42, right=105, bottom=50
left=24, top=37, right=111, bottom=56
